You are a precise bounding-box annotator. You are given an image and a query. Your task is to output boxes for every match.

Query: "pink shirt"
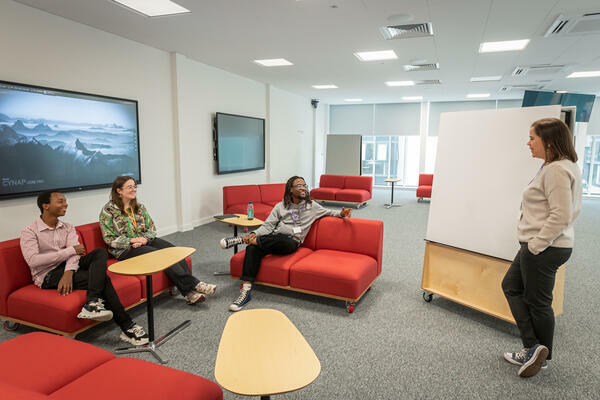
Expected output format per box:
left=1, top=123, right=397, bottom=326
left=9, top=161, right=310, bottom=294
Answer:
left=20, top=218, right=80, bottom=287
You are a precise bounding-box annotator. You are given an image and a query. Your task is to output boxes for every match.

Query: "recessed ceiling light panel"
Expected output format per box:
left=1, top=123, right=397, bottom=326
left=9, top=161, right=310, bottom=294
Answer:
left=253, top=58, right=293, bottom=67
left=312, top=85, right=338, bottom=89
left=567, top=70, right=600, bottom=78
left=385, top=81, right=415, bottom=87
left=470, top=76, right=502, bottom=82
left=402, top=96, right=423, bottom=101
left=467, top=93, right=491, bottom=98
left=344, top=98, right=363, bottom=102
left=111, top=0, right=190, bottom=17
left=354, top=50, right=398, bottom=62
left=479, top=39, right=530, bottom=53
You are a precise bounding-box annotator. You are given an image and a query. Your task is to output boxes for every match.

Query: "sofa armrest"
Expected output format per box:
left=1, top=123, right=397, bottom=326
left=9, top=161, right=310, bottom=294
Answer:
left=0, top=238, right=33, bottom=315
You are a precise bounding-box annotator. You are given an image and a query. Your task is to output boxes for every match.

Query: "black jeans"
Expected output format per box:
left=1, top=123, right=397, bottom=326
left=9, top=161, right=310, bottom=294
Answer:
left=42, top=248, right=133, bottom=331
left=502, top=243, right=572, bottom=359
left=118, top=237, right=199, bottom=296
left=241, top=234, right=299, bottom=282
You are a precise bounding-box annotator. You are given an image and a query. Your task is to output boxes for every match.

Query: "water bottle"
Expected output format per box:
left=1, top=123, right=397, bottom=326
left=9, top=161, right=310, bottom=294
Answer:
left=247, top=201, right=254, bottom=220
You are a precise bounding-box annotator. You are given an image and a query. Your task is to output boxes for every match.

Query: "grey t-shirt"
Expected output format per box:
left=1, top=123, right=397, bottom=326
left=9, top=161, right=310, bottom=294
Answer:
left=254, top=200, right=342, bottom=243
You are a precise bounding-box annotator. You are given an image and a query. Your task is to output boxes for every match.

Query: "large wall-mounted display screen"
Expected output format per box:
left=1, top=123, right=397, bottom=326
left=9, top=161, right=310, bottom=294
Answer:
left=215, top=112, right=265, bottom=174
left=0, top=81, right=141, bottom=199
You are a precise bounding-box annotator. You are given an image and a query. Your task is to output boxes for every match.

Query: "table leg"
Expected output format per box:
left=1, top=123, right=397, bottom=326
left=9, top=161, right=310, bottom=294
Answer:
left=214, top=225, right=240, bottom=276
left=385, top=181, right=403, bottom=208
left=115, top=275, right=191, bottom=364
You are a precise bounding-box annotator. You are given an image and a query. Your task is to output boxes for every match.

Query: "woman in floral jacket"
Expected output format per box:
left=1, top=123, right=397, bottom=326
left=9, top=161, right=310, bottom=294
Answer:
left=100, top=176, right=216, bottom=305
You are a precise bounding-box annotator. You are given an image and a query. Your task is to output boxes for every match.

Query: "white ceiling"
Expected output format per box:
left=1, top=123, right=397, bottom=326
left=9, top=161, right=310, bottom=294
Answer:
left=14, top=0, right=600, bottom=104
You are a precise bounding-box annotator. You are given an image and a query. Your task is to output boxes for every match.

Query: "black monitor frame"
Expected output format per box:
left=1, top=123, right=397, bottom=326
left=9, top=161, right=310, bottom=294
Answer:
left=213, top=112, right=265, bottom=175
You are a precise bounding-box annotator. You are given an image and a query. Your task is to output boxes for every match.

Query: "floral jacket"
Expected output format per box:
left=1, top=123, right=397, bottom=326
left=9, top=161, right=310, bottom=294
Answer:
left=99, top=201, right=157, bottom=258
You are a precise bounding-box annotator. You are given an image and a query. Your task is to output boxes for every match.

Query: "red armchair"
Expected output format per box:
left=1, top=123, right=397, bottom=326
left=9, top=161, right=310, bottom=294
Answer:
left=310, top=175, right=373, bottom=208
left=417, top=174, right=433, bottom=202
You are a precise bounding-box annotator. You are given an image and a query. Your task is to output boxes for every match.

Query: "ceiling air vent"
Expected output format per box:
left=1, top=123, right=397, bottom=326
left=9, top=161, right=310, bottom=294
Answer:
left=500, top=84, right=546, bottom=92
left=544, top=13, right=600, bottom=37
left=403, top=63, right=439, bottom=72
left=380, top=22, right=433, bottom=40
left=416, top=79, right=441, bottom=85
left=511, top=65, right=565, bottom=76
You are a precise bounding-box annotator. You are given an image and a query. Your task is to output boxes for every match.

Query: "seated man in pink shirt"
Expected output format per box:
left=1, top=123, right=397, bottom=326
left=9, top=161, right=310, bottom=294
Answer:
left=20, top=190, right=148, bottom=346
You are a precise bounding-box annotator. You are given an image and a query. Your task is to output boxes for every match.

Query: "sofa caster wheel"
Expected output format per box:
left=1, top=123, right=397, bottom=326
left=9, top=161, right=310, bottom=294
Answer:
left=3, top=321, right=19, bottom=331
left=423, top=292, right=433, bottom=302
left=346, top=303, right=354, bottom=313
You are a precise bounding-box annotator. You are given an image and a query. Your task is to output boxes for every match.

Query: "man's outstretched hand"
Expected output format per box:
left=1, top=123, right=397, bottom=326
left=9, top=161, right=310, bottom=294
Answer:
left=341, top=207, right=352, bottom=218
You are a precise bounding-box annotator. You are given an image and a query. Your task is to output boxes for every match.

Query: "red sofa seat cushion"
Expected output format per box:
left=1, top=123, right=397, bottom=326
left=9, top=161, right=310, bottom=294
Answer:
left=310, top=187, right=340, bottom=200
left=416, top=186, right=432, bottom=198
left=0, top=238, right=32, bottom=315
left=343, top=176, right=372, bottom=194
left=259, top=183, right=285, bottom=205
left=289, top=250, right=377, bottom=299
left=0, top=381, right=49, bottom=399
left=49, top=357, right=223, bottom=400
left=223, top=185, right=262, bottom=212
left=319, top=174, right=345, bottom=188
left=225, top=202, right=273, bottom=222
left=335, top=189, right=371, bottom=203
left=0, top=332, right=115, bottom=394
left=6, top=272, right=141, bottom=334
left=230, top=247, right=313, bottom=286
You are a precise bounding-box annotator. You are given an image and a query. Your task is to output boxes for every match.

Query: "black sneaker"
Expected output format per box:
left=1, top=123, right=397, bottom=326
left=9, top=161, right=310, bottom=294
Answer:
left=120, top=324, right=149, bottom=346
left=229, top=287, right=251, bottom=311
left=504, top=348, right=548, bottom=369
left=518, top=344, right=549, bottom=377
left=77, top=299, right=113, bottom=322
left=220, top=236, right=244, bottom=249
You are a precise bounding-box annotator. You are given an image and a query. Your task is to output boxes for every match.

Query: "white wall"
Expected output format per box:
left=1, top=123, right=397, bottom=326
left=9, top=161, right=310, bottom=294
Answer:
left=0, top=1, right=177, bottom=240
left=314, top=104, right=328, bottom=185
left=268, top=87, right=314, bottom=187
left=171, top=53, right=268, bottom=230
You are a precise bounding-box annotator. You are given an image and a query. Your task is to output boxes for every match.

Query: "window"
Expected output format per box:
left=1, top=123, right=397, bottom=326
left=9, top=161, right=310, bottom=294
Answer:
left=361, top=136, right=420, bottom=187
left=583, top=135, right=600, bottom=195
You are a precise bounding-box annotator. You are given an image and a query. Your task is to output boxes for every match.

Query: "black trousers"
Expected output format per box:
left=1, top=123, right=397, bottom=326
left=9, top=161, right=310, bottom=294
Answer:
left=42, top=248, right=132, bottom=331
left=241, top=234, right=299, bottom=282
left=502, top=243, right=572, bottom=359
left=118, top=237, right=199, bottom=296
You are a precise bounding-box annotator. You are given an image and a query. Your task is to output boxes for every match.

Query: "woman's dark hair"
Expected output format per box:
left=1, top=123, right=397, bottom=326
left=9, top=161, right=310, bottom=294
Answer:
left=110, top=176, right=140, bottom=214
left=531, top=118, right=578, bottom=163
left=283, top=176, right=312, bottom=207
left=37, top=190, right=57, bottom=215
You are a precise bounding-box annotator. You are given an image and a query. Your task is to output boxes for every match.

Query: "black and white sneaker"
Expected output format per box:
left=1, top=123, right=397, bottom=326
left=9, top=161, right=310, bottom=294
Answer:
left=120, top=324, right=149, bottom=346
left=77, top=299, right=113, bottom=322
left=229, top=287, right=251, bottom=312
left=220, top=236, right=243, bottom=249
left=504, top=348, right=548, bottom=369
left=518, top=344, right=549, bottom=378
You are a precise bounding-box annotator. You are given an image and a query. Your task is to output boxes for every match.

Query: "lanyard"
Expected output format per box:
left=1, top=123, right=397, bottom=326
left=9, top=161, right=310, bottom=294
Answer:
left=125, top=207, right=138, bottom=231
left=528, top=164, right=545, bottom=185
left=289, top=203, right=305, bottom=226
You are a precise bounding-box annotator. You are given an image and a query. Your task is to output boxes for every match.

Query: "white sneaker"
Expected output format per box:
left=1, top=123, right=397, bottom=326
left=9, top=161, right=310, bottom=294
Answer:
left=77, top=299, right=113, bottom=322
left=185, top=291, right=205, bottom=305
left=120, top=324, right=149, bottom=346
left=195, top=281, right=216, bottom=295
left=220, top=236, right=244, bottom=249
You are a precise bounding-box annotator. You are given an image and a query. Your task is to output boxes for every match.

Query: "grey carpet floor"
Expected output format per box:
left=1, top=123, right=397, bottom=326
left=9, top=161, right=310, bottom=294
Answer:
left=2, top=188, right=599, bottom=399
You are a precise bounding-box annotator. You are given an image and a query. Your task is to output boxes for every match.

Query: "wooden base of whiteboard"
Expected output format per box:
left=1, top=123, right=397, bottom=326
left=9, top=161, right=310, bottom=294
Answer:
left=421, top=241, right=565, bottom=324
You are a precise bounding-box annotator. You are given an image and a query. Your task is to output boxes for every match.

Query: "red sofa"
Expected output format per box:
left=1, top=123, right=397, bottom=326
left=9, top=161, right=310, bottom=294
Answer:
left=0, top=222, right=192, bottom=337
left=310, top=175, right=373, bottom=208
left=222, top=183, right=285, bottom=221
left=0, top=332, right=222, bottom=400
left=416, top=174, right=433, bottom=202
left=230, top=216, right=383, bottom=313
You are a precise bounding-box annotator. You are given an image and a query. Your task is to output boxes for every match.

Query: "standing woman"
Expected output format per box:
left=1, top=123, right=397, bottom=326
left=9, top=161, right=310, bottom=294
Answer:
left=100, top=176, right=216, bottom=305
left=502, top=118, right=582, bottom=378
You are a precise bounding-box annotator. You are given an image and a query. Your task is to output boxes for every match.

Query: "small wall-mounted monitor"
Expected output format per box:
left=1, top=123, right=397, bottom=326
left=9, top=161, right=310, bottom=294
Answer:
left=522, top=90, right=596, bottom=122
left=0, top=80, right=141, bottom=199
left=214, top=112, right=265, bottom=175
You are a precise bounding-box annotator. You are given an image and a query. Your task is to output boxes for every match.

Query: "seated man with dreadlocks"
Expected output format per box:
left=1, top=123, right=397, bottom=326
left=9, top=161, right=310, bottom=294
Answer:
left=219, top=175, right=352, bottom=311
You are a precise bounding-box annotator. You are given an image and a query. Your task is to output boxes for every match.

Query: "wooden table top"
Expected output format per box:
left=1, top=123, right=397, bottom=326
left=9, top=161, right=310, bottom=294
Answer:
left=108, top=246, right=195, bottom=276
left=214, top=214, right=264, bottom=227
left=215, top=309, right=320, bottom=397
left=384, top=178, right=402, bottom=183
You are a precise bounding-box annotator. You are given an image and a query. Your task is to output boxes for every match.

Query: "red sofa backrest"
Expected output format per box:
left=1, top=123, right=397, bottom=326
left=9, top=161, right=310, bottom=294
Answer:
left=343, top=176, right=372, bottom=194
left=0, top=238, right=33, bottom=315
left=258, top=183, right=285, bottom=205
left=76, top=222, right=108, bottom=251
left=223, top=185, right=262, bottom=211
left=313, top=217, right=384, bottom=275
left=418, top=174, right=433, bottom=186
left=319, top=174, right=345, bottom=188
